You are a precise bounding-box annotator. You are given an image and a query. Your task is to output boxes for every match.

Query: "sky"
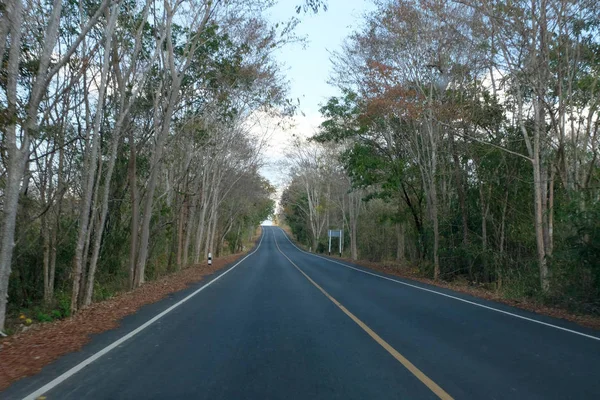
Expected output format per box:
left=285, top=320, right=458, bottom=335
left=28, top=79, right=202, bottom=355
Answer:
left=257, top=0, right=375, bottom=189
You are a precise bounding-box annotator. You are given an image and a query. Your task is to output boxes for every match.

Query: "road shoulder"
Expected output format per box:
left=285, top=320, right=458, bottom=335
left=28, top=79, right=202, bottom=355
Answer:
left=279, top=228, right=600, bottom=332
left=0, top=252, right=247, bottom=393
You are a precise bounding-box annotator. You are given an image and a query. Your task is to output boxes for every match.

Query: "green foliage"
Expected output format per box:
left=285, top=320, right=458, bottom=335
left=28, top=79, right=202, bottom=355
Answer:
left=280, top=0, right=600, bottom=314
left=355, top=200, right=398, bottom=262
left=36, top=311, right=54, bottom=323
left=55, top=291, right=72, bottom=318
left=280, top=184, right=311, bottom=246
left=548, top=198, right=600, bottom=312
left=1, top=0, right=295, bottom=334
left=569, top=202, right=600, bottom=280
left=502, top=261, right=541, bottom=300
left=17, top=291, right=71, bottom=325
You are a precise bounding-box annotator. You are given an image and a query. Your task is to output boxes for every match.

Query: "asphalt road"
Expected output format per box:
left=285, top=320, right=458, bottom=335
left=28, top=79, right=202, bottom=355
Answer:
left=4, top=226, right=600, bottom=399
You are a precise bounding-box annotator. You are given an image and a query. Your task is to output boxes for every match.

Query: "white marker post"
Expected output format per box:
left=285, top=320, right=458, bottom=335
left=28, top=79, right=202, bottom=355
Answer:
left=208, top=252, right=212, bottom=266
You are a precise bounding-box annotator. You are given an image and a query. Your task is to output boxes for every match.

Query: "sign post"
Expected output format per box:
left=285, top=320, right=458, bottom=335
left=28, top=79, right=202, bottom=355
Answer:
left=328, top=229, right=343, bottom=257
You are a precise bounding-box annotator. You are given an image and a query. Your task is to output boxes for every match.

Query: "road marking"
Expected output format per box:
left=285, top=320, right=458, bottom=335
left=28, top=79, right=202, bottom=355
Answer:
left=273, top=232, right=453, bottom=400
left=21, top=231, right=266, bottom=400
left=277, top=228, right=600, bottom=342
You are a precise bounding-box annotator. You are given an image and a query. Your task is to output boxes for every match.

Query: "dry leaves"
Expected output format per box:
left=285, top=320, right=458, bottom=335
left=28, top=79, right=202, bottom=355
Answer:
left=0, top=253, right=243, bottom=391
left=337, top=256, right=600, bottom=331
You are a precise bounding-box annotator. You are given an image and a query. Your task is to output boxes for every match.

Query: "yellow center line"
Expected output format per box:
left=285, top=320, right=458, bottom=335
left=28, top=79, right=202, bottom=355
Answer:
left=274, top=233, right=454, bottom=400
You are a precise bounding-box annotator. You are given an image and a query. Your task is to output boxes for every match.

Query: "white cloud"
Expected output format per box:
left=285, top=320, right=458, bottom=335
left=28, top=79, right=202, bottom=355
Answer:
left=244, top=110, right=324, bottom=215
left=246, top=110, right=324, bottom=187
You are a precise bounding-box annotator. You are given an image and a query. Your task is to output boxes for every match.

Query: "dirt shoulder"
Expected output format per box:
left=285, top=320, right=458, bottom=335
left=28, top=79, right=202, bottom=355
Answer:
left=0, top=252, right=247, bottom=391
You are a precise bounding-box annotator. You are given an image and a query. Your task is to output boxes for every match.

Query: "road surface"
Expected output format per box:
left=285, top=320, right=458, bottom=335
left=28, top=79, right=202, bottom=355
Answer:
left=4, top=226, right=600, bottom=399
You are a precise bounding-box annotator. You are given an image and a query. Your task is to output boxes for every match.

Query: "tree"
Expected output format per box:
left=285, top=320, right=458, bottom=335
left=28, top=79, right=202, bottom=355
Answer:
left=0, top=0, right=294, bottom=332
left=280, top=0, right=600, bottom=309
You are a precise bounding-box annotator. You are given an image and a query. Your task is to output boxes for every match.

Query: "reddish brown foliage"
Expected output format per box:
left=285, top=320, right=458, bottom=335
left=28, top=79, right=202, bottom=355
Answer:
left=365, top=84, right=424, bottom=121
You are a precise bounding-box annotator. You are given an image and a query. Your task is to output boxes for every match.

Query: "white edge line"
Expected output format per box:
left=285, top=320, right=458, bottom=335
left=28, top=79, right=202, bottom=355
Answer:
left=277, top=228, right=600, bottom=342
left=22, top=230, right=265, bottom=400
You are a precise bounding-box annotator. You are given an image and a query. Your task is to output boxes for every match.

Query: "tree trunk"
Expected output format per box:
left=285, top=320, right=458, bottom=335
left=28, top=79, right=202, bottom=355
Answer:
left=204, top=170, right=221, bottom=259
left=534, top=157, right=549, bottom=292
left=206, top=187, right=220, bottom=258
left=176, top=197, right=186, bottom=269
left=0, top=0, right=26, bottom=332
left=183, top=173, right=202, bottom=265
left=431, top=185, right=440, bottom=280
left=219, top=218, right=234, bottom=255
left=518, top=86, right=549, bottom=293
left=182, top=198, right=194, bottom=265
left=396, top=223, right=405, bottom=263
left=451, top=130, right=468, bottom=247
left=234, top=224, right=242, bottom=253
left=128, top=130, right=140, bottom=289
left=0, top=148, right=26, bottom=331
left=133, top=0, right=215, bottom=282
left=40, top=153, right=53, bottom=304
left=0, top=8, right=9, bottom=61
left=480, top=182, right=488, bottom=252
left=533, top=99, right=549, bottom=292
left=350, top=219, right=358, bottom=260
left=49, top=239, right=57, bottom=302
left=547, top=168, right=555, bottom=256
left=83, top=114, right=123, bottom=306
left=72, top=5, right=118, bottom=312
left=42, top=213, right=52, bottom=303
left=135, top=76, right=182, bottom=287
left=193, top=169, right=211, bottom=263
left=194, top=202, right=208, bottom=263
left=46, top=125, right=66, bottom=303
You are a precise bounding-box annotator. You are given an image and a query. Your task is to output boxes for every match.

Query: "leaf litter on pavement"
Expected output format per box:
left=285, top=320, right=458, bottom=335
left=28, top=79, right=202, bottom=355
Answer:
left=0, top=253, right=244, bottom=391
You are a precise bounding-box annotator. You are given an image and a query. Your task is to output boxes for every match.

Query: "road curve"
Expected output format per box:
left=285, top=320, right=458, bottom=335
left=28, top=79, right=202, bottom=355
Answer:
left=3, top=226, right=600, bottom=399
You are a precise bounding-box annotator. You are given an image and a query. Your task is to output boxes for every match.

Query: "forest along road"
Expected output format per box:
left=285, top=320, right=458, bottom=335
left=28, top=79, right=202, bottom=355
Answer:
left=4, top=227, right=600, bottom=400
